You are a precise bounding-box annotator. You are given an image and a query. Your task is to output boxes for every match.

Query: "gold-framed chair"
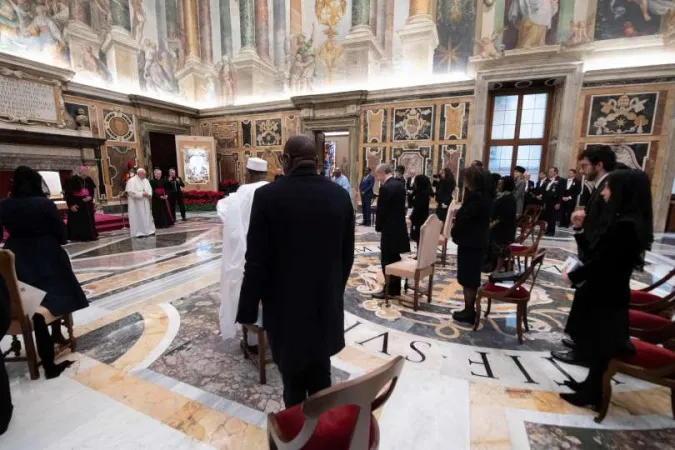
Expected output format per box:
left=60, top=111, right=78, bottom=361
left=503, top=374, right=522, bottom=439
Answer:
left=385, top=215, right=443, bottom=311
left=267, top=356, right=405, bottom=450
left=474, top=250, right=546, bottom=344
left=0, top=250, right=75, bottom=380
left=438, top=203, right=458, bottom=267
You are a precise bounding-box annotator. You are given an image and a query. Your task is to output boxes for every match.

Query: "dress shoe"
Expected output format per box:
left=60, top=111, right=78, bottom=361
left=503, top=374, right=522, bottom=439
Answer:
left=247, top=345, right=259, bottom=355
left=559, top=391, right=601, bottom=411
left=372, top=292, right=399, bottom=299
left=452, top=309, right=476, bottom=325
left=563, top=379, right=586, bottom=392
left=562, top=338, right=576, bottom=350
left=550, top=349, right=588, bottom=367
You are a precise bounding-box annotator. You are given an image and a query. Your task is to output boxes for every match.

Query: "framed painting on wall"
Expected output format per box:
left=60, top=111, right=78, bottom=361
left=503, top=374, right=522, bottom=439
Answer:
left=175, top=135, right=217, bottom=191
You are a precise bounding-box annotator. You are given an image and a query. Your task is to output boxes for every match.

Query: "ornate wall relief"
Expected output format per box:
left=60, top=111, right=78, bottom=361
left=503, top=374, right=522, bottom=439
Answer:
left=255, top=118, right=283, bottom=146
left=241, top=120, right=253, bottom=148
left=440, top=103, right=469, bottom=140
left=363, top=109, right=387, bottom=143
left=105, top=145, right=137, bottom=197
left=392, top=145, right=433, bottom=176
left=392, top=106, right=434, bottom=141
left=103, top=110, right=136, bottom=142
left=363, top=146, right=385, bottom=173
left=212, top=121, right=239, bottom=150
left=587, top=93, right=658, bottom=136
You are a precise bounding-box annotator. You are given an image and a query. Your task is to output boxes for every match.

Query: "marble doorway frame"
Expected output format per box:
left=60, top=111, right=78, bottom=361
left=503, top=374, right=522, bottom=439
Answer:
left=302, top=116, right=361, bottom=189
left=138, top=121, right=192, bottom=170
left=469, top=62, right=584, bottom=173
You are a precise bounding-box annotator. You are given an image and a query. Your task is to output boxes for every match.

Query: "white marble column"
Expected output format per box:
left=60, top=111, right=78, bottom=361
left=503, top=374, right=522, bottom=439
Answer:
left=397, top=0, right=438, bottom=76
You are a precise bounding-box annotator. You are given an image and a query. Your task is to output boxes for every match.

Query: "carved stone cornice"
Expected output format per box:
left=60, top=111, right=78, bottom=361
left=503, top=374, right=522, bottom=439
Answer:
left=291, top=90, right=368, bottom=110
left=583, top=64, right=675, bottom=86
left=0, top=52, right=75, bottom=82
left=0, top=129, right=105, bottom=148
left=199, top=99, right=296, bottom=118
left=129, top=95, right=199, bottom=117
left=64, top=81, right=131, bottom=105
left=366, top=79, right=475, bottom=103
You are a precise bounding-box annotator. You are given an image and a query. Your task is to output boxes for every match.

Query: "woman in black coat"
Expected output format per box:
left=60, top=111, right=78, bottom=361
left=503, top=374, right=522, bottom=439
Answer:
left=0, top=167, right=89, bottom=380
left=409, top=175, right=431, bottom=244
left=484, top=177, right=517, bottom=272
left=433, top=168, right=456, bottom=222
left=561, top=169, right=653, bottom=409
left=451, top=166, right=492, bottom=324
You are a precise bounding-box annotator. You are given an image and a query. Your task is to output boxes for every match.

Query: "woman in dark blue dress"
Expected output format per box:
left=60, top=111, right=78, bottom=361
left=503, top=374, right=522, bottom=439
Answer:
left=0, top=166, right=88, bottom=380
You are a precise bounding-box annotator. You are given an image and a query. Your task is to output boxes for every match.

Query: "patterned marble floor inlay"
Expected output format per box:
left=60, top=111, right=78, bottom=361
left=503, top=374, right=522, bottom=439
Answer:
left=4, top=216, right=675, bottom=449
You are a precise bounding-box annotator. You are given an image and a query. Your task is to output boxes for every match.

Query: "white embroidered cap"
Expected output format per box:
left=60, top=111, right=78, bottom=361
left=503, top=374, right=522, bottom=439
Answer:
left=246, top=157, right=268, bottom=172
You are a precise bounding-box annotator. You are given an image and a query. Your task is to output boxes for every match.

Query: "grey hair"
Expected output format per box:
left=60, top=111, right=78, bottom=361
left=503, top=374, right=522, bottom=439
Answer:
left=136, top=168, right=146, bottom=175
left=375, top=163, right=392, bottom=174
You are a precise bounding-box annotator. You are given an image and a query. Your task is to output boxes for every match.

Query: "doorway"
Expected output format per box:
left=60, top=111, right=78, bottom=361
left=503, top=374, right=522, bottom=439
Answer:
left=149, top=132, right=178, bottom=173
left=320, top=131, right=351, bottom=180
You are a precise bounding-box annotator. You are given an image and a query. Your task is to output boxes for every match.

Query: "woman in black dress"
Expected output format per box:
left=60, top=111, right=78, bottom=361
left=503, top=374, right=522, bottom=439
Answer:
left=561, top=169, right=653, bottom=409
left=409, top=175, right=431, bottom=245
left=484, top=177, right=517, bottom=272
left=451, top=167, right=492, bottom=324
left=0, top=167, right=89, bottom=379
left=433, top=168, right=456, bottom=223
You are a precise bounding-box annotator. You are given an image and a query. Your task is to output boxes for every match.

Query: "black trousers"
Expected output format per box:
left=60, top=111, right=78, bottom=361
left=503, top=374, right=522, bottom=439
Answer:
left=280, top=357, right=331, bottom=407
left=559, top=200, right=575, bottom=228
left=0, top=353, right=12, bottom=435
left=381, top=249, right=402, bottom=295
left=169, top=194, right=186, bottom=220
left=543, top=204, right=557, bottom=235
left=361, top=194, right=372, bottom=225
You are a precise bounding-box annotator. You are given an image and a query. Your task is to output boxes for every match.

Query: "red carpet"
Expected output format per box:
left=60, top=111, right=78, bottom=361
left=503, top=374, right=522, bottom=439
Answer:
left=3, top=213, right=127, bottom=240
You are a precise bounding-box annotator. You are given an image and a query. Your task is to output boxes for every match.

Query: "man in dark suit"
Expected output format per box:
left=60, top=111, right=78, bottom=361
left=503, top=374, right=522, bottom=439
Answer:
left=166, top=168, right=186, bottom=221
left=237, top=135, right=355, bottom=407
left=359, top=167, right=375, bottom=226
left=405, top=170, right=415, bottom=207
left=559, top=169, right=581, bottom=228
left=538, top=167, right=563, bottom=236
left=372, top=164, right=410, bottom=299
left=552, top=145, right=617, bottom=365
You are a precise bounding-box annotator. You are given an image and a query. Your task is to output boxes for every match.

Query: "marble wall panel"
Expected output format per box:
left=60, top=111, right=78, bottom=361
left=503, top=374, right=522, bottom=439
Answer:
left=255, top=118, right=283, bottom=146
left=392, top=106, right=434, bottom=141
left=392, top=145, right=433, bottom=177
left=587, top=92, right=658, bottom=137
left=106, top=145, right=138, bottom=197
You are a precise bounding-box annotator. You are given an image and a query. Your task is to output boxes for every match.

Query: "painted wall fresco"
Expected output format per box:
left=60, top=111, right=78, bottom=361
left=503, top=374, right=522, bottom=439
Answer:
left=3, top=0, right=675, bottom=107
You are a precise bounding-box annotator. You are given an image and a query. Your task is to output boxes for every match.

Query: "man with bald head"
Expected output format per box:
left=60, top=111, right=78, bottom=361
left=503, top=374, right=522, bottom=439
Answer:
left=237, top=135, right=355, bottom=407
left=125, top=168, right=156, bottom=238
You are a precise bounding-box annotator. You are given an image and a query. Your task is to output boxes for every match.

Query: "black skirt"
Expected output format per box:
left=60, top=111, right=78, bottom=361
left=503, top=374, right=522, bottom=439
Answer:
left=457, top=246, right=485, bottom=289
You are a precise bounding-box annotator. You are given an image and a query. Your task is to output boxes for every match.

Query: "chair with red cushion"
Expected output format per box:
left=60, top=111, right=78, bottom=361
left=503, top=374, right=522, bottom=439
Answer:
left=267, top=356, right=405, bottom=450
left=629, top=310, right=675, bottom=346
left=629, top=268, right=675, bottom=313
left=596, top=339, right=675, bottom=423
left=507, top=220, right=546, bottom=272
left=473, top=250, right=546, bottom=344
left=522, top=204, right=543, bottom=222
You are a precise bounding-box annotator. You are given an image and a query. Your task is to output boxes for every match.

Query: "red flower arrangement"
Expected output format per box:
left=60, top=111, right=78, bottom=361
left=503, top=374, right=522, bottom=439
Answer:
left=219, top=178, right=240, bottom=194
left=183, top=190, right=225, bottom=211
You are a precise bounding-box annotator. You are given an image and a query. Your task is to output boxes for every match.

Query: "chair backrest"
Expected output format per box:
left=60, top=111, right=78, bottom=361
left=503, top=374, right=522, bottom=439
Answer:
left=524, top=204, right=542, bottom=221
left=514, top=215, right=532, bottom=244
left=513, top=249, right=546, bottom=292
left=642, top=267, right=675, bottom=293
left=285, top=356, right=405, bottom=449
left=529, top=220, right=547, bottom=249
left=417, top=215, right=443, bottom=269
left=0, top=250, right=26, bottom=323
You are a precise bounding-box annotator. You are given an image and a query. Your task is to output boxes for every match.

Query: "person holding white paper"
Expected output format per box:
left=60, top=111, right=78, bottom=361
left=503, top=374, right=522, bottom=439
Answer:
left=0, top=167, right=89, bottom=381
left=559, top=170, right=653, bottom=411
left=125, top=168, right=156, bottom=238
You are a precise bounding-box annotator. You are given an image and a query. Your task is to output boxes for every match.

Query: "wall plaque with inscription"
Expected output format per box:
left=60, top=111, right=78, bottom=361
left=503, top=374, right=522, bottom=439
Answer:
left=0, top=72, right=60, bottom=125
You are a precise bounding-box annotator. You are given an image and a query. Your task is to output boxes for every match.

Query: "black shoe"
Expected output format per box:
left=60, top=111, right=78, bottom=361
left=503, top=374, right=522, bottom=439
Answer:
left=550, top=349, right=588, bottom=367
left=545, top=232, right=555, bottom=237
left=453, top=309, right=476, bottom=325
left=372, top=292, right=386, bottom=299
left=44, top=360, right=74, bottom=379
left=562, top=338, right=576, bottom=350
left=559, top=391, right=601, bottom=411
left=563, top=379, right=587, bottom=392
left=247, top=345, right=259, bottom=355
left=0, top=404, right=12, bottom=435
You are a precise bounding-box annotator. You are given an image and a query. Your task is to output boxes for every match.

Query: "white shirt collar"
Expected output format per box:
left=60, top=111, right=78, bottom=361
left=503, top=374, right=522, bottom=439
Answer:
left=593, top=173, right=609, bottom=187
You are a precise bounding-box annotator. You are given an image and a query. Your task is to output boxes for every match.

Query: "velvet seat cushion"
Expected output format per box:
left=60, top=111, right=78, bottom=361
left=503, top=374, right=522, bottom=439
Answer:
left=628, top=310, right=671, bottom=330
left=620, top=339, right=675, bottom=370
left=483, top=282, right=529, bottom=299
left=630, top=290, right=662, bottom=305
left=508, top=244, right=527, bottom=252
left=274, top=404, right=376, bottom=450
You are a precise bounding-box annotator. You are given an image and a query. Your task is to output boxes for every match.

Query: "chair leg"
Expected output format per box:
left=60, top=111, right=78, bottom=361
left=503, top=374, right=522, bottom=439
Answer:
left=473, top=295, right=482, bottom=331
left=9, top=335, right=21, bottom=357
left=65, top=314, right=76, bottom=352
left=427, top=267, right=434, bottom=304
left=671, top=387, right=675, bottom=420
left=20, top=316, right=39, bottom=380
left=441, top=243, right=447, bottom=267
left=384, top=275, right=391, bottom=308
left=595, top=364, right=617, bottom=423
left=518, top=308, right=524, bottom=344
left=413, top=274, right=420, bottom=311
left=485, top=298, right=492, bottom=318
left=258, top=330, right=266, bottom=385
left=523, top=303, right=530, bottom=332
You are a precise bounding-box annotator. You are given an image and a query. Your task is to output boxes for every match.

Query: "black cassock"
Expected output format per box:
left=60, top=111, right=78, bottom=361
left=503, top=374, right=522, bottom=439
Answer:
left=150, top=178, right=174, bottom=228
left=64, top=175, right=98, bottom=241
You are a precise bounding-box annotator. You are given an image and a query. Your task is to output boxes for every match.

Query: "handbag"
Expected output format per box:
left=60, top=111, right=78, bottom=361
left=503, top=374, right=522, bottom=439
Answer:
left=488, top=270, right=523, bottom=283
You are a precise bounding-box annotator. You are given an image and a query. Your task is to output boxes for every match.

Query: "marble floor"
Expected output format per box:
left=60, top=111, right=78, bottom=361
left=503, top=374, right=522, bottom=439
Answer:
left=2, top=215, right=675, bottom=449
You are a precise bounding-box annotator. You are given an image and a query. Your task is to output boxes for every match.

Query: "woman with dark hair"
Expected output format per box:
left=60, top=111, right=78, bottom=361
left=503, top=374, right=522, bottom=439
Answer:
left=451, top=166, right=492, bottom=324
left=433, top=168, right=456, bottom=222
left=0, top=166, right=89, bottom=381
left=408, top=174, right=432, bottom=244
left=560, top=169, right=653, bottom=409
left=484, top=176, right=517, bottom=272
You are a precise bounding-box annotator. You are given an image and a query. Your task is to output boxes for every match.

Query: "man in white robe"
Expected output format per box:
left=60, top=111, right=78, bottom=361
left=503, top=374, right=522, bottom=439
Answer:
left=217, top=157, right=268, bottom=348
left=125, top=168, right=156, bottom=238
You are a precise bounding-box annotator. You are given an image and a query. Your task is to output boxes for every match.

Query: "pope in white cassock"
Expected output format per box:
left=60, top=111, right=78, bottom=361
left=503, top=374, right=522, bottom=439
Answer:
left=125, top=168, right=156, bottom=238
left=218, top=157, right=268, bottom=346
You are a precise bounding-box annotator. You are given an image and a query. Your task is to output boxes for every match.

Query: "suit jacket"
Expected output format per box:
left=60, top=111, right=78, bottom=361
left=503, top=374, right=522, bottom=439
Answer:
left=562, top=178, right=581, bottom=202
left=579, top=175, right=610, bottom=254
left=359, top=173, right=374, bottom=197
left=451, top=190, right=491, bottom=249
left=542, top=177, right=563, bottom=206
left=514, top=179, right=527, bottom=215
left=166, top=177, right=185, bottom=197
left=236, top=167, right=355, bottom=373
left=376, top=177, right=411, bottom=255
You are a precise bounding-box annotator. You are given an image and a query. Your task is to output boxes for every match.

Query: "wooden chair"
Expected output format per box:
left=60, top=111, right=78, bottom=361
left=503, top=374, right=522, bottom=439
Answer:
left=629, top=268, right=675, bottom=314
left=267, top=356, right=405, bottom=450
left=0, top=250, right=75, bottom=380
left=241, top=323, right=273, bottom=384
left=385, top=215, right=443, bottom=311
left=506, top=220, right=546, bottom=272
left=521, top=204, right=542, bottom=222
left=596, top=339, right=675, bottom=423
left=628, top=310, right=675, bottom=347
left=474, top=250, right=546, bottom=344
left=438, top=204, right=458, bottom=267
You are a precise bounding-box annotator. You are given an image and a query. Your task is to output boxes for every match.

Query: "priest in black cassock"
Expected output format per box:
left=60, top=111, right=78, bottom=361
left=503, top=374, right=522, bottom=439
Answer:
left=150, top=168, right=174, bottom=229
left=65, top=165, right=98, bottom=241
